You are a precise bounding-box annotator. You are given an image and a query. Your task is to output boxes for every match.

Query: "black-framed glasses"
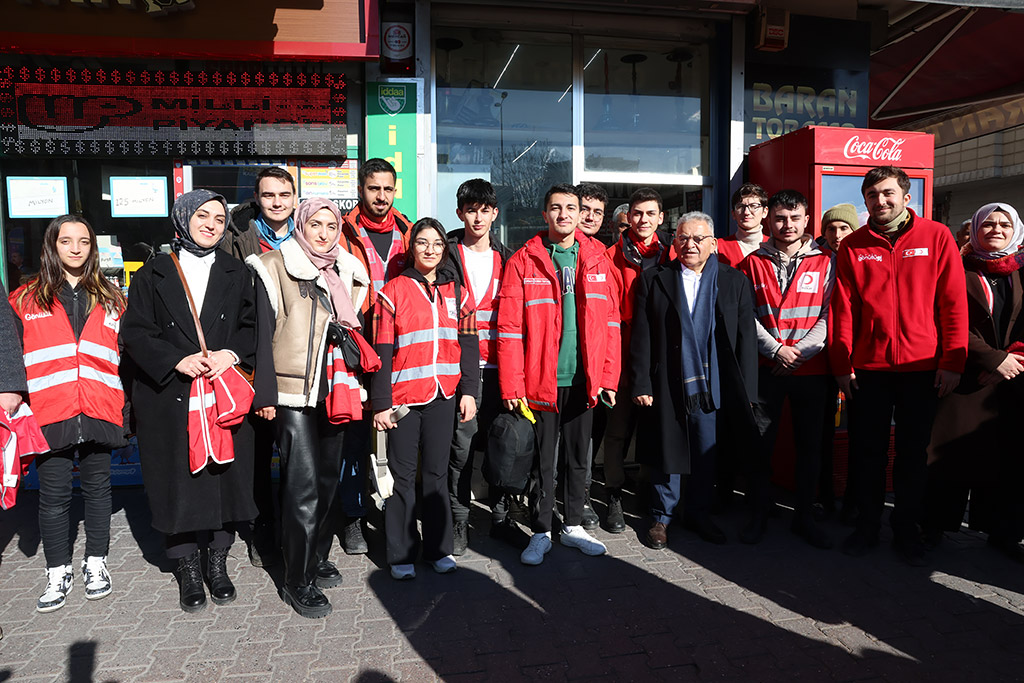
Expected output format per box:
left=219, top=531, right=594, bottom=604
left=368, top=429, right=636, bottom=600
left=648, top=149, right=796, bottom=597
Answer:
left=734, top=202, right=764, bottom=213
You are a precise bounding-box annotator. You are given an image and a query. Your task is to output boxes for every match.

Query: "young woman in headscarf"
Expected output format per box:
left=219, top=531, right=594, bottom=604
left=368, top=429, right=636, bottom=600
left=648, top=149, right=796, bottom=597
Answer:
left=11, top=214, right=126, bottom=613
left=371, top=217, right=478, bottom=580
left=925, top=202, right=1024, bottom=562
left=122, top=189, right=270, bottom=613
left=247, top=197, right=371, bottom=619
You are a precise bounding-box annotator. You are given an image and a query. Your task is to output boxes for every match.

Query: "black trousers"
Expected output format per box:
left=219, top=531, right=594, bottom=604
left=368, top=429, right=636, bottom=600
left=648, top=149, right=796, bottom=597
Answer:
left=818, top=376, right=839, bottom=506
left=276, top=403, right=345, bottom=587
left=751, top=369, right=827, bottom=516
left=532, top=384, right=593, bottom=533
left=449, top=368, right=502, bottom=523
left=37, top=445, right=111, bottom=567
left=165, top=527, right=235, bottom=560
left=385, top=395, right=456, bottom=565
left=847, top=369, right=938, bottom=540
left=251, top=414, right=276, bottom=527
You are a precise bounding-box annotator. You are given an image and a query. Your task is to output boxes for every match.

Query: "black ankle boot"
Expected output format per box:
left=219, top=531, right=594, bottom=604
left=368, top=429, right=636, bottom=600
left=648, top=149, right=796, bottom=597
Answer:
left=176, top=550, right=206, bottom=613
left=206, top=548, right=236, bottom=605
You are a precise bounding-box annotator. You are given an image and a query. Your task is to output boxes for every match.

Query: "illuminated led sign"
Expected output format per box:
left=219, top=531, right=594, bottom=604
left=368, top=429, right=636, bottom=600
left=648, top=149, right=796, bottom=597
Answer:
left=0, top=65, right=347, bottom=157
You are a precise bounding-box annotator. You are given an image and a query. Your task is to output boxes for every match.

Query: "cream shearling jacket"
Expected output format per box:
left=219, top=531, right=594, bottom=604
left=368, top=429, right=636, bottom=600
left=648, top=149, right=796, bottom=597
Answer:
left=247, top=239, right=369, bottom=408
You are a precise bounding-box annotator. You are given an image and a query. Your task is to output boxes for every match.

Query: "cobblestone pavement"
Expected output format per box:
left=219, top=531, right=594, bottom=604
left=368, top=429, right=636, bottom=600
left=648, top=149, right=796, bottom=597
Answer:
left=1, top=485, right=1023, bottom=682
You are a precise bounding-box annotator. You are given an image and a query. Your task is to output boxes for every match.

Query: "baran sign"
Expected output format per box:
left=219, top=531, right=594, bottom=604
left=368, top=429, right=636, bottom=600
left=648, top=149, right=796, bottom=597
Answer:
left=1, top=65, right=348, bottom=157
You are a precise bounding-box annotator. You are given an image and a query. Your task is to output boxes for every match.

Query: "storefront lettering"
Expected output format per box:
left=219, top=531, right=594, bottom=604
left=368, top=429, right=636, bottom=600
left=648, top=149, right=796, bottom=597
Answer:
left=750, top=83, right=858, bottom=142
left=916, top=96, right=1024, bottom=147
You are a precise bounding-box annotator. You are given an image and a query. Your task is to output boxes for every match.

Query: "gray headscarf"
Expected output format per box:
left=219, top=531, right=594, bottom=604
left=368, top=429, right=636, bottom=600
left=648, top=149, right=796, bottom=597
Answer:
left=171, top=189, right=229, bottom=257
left=969, top=202, right=1024, bottom=260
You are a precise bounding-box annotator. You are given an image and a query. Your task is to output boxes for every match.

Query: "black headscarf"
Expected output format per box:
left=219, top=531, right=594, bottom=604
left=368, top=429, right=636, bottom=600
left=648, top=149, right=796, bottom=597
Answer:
left=171, top=189, right=229, bottom=257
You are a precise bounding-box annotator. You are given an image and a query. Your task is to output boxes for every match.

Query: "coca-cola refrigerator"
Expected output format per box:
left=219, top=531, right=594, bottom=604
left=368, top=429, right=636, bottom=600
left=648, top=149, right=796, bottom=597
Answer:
left=749, top=126, right=935, bottom=238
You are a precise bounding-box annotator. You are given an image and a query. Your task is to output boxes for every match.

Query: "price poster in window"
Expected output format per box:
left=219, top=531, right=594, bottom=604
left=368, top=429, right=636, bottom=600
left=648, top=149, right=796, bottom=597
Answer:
left=110, top=176, right=169, bottom=218
left=6, top=176, right=68, bottom=218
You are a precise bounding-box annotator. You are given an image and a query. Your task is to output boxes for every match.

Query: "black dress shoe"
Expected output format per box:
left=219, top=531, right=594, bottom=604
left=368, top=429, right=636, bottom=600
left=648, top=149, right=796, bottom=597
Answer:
left=315, top=560, right=343, bottom=589
left=281, top=583, right=332, bottom=619
left=791, top=515, right=833, bottom=550
left=893, top=536, right=928, bottom=567
left=206, top=547, right=237, bottom=605
left=739, top=511, right=769, bottom=545
left=452, top=521, right=469, bottom=556
left=342, top=518, right=369, bottom=555
left=581, top=492, right=600, bottom=531
left=645, top=521, right=668, bottom=550
left=684, top=514, right=727, bottom=545
left=177, top=550, right=207, bottom=613
left=605, top=491, right=626, bottom=534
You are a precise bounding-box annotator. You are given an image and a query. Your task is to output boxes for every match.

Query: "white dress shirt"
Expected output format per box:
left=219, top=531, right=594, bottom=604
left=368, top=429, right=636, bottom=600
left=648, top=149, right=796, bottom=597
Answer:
left=679, top=266, right=703, bottom=318
left=177, top=249, right=216, bottom=315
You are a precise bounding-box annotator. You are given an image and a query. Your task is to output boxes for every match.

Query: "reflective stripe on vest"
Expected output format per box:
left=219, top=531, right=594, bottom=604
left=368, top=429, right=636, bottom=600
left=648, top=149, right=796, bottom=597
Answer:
left=744, top=251, right=831, bottom=375
left=459, top=246, right=503, bottom=366
left=381, top=277, right=464, bottom=407
left=13, top=294, right=124, bottom=427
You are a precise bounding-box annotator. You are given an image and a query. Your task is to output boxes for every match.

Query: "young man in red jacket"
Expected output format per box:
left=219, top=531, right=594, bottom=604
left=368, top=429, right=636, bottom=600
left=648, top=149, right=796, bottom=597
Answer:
left=498, top=183, right=620, bottom=566
left=716, top=183, right=768, bottom=268
left=830, top=165, right=968, bottom=565
left=602, top=187, right=672, bottom=533
left=739, top=190, right=834, bottom=549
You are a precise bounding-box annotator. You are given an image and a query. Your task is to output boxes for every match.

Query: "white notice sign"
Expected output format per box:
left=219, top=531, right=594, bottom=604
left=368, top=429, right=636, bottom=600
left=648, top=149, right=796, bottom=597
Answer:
left=6, top=177, right=68, bottom=218
left=110, top=176, right=169, bottom=218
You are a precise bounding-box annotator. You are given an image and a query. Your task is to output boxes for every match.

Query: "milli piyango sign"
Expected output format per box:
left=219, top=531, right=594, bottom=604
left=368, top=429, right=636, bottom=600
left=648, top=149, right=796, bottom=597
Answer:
left=0, top=65, right=348, bottom=157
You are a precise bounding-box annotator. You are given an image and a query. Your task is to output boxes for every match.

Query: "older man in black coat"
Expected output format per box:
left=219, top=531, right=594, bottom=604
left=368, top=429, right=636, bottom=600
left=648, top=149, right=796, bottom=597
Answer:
left=630, top=211, right=758, bottom=549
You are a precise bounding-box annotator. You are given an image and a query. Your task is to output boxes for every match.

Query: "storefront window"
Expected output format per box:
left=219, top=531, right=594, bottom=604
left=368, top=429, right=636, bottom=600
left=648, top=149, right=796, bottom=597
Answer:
left=583, top=42, right=709, bottom=176
left=435, top=28, right=572, bottom=246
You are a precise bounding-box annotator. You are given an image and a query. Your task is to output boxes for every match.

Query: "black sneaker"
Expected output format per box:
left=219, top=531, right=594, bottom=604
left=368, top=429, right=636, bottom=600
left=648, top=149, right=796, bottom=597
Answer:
left=791, top=515, right=833, bottom=550
left=452, top=521, right=469, bottom=556
left=581, top=492, right=600, bottom=531
left=605, top=492, right=626, bottom=534
left=342, top=518, right=369, bottom=555
left=893, top=536, right=928, bottom=567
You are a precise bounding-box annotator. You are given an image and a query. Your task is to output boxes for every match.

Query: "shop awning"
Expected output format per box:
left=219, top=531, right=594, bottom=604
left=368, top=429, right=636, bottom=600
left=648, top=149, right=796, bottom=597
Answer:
left=869, top=3, right=1024, bottom=127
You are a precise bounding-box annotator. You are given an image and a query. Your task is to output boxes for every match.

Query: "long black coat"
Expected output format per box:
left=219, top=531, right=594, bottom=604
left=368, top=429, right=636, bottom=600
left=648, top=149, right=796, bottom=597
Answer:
left=629, top=260, right=759, bottom=475
left=121, top=252, right=259, bottom=535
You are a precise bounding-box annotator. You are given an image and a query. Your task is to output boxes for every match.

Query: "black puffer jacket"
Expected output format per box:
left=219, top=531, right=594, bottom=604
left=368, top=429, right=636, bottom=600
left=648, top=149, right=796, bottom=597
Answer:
left=221, top=200, right=265, bottom=262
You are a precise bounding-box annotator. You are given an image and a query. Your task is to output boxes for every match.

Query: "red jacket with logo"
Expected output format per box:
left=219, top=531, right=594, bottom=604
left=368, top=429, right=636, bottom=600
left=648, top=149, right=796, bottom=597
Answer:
left=497, top=231, right=620, bottom=412
left=741, top=246, right=833, bottom=376
left=829, top=210, right=968, bottom=375
left=11, top=290, right=124, bottom=428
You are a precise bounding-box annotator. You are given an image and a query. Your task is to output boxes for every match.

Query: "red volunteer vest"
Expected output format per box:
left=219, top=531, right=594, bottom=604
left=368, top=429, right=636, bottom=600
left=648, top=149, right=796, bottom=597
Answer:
left=187, top=367, right=254, bottom=475
left=742, top=251, right=831, bottom=376
left=324, top=328, right=381, bottom=424
left=12, top=291, right=124, bottom=428
left=379, top=277, right=465, bottom=408
left=459, top=246, right=503, bottom=367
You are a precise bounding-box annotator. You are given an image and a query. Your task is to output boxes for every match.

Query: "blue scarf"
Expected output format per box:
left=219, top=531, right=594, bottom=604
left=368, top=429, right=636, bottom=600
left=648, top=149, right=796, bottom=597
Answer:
left=678, top=257, right=720, bottom=414
left=253, top=214, right=294, bottom=249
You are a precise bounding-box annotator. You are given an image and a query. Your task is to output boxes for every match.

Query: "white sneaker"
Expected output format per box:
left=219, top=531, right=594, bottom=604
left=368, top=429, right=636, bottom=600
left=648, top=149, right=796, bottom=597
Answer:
left=431, top=556, right=457, bottom=574
left=37, top=565, right=74, bottom=613
left=560, top=524, right=607, bottom=556
left=390, top=564, right=416, bottom=580
left=82, top=556, right=112, bottom=600
left=520, top=533, right=553, bottom=565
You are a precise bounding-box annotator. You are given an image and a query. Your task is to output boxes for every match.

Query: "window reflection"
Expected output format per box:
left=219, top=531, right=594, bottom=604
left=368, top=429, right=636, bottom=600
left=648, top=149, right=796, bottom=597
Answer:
left=435, top=28, right=572, bottom=247
left=583, top=43, right=709, bottom=175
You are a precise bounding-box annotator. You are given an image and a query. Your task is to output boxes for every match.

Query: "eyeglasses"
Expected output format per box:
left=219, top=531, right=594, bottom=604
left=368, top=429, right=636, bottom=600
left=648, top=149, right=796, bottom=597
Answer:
left=414, top=239, right=446, bottom=252
left=734, top=202, right=764, bottom=213
left=675, top=234, right=714, bottom=245
left=581, top=207, right=605, bottom=218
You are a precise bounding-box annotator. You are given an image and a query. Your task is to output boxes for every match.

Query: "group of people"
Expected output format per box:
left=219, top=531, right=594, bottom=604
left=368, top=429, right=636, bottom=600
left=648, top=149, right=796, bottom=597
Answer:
left=3, top=159, right=1021, bottom=627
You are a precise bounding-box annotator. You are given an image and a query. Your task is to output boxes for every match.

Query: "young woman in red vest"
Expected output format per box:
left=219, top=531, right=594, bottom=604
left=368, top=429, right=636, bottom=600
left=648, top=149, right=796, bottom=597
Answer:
left=11, top=215, right=126, bottom=613
left=248, top=197, right=372, bottom=619
left=371, top=217, right=479, bottom=580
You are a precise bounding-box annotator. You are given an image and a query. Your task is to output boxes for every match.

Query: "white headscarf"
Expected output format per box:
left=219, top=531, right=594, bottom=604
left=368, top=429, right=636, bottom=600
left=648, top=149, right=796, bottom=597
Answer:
left=970, top=202, right=1024, bottom=259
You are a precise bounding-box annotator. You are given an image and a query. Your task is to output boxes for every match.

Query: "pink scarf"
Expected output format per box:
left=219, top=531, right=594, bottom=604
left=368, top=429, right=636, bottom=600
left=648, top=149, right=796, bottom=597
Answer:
left=293, top=198, right=361, bottom=329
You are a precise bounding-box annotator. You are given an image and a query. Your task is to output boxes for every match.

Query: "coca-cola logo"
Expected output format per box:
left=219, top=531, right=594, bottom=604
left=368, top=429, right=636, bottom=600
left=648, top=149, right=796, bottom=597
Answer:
left=843, top=135, right=906, bottom=162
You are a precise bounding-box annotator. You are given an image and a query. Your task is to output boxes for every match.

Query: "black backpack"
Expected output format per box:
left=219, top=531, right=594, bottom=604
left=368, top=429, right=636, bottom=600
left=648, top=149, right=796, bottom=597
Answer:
left=484, top=411, right=537, bottom=494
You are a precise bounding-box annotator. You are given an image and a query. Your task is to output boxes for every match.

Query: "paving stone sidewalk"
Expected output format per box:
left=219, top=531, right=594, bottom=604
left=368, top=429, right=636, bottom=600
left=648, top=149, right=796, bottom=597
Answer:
left=1, top=486, right=1023, bottom=682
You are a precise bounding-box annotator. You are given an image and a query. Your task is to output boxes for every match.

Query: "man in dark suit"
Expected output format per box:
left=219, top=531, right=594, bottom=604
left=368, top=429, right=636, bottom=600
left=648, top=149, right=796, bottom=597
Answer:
left=630, top=211, right=758, bottom=548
